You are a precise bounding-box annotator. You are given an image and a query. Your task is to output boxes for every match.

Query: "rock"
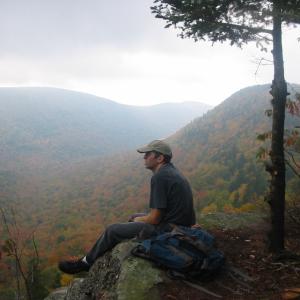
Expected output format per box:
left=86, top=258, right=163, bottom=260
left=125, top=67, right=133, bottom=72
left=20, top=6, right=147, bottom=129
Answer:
left=45, top=240, right=165, bottom=300
left=44, top=287, right=68, bottom=300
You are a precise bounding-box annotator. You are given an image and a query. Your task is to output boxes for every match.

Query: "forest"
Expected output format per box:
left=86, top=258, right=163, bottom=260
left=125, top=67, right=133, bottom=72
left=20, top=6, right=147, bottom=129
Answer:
left=0, top=84, right=299, bottom=299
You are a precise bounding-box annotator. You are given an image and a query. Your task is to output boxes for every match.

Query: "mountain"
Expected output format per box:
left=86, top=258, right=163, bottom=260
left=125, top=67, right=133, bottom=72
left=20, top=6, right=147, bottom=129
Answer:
left=171, top=83, right=299, bottom=192
left=0, top=87, right=211, bottom=172
left=4, top=84, right=300, bottom=213
left=1, top=84, right=299, bottom=298
left=26, top=84, right=299, bottom=220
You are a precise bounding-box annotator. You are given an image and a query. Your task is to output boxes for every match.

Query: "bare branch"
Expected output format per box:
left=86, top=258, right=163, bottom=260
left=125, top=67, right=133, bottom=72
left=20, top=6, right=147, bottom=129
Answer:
left=216, top=21, right=273, bottom=34
left=285, top=150, right=300, bottom=169
left=285, top=159, right=300, bottom=178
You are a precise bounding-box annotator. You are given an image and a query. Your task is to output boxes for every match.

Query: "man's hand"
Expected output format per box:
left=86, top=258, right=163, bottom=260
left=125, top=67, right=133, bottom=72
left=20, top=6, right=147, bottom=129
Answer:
left=133, top=216, right=146, bottom=222
left=128, top=213, right=147, bottom=222
left=133, top=209, right=162, bottom=225
left=192, top=223, right=202, bottom=229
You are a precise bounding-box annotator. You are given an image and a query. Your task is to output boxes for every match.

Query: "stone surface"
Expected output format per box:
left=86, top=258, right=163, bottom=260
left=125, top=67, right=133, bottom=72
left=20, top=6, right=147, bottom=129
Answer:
left=44, top=287, right=68, bottom=300
left=115, top=243, right=163, bottom=300
left=45, top=240, right=165, bottom=300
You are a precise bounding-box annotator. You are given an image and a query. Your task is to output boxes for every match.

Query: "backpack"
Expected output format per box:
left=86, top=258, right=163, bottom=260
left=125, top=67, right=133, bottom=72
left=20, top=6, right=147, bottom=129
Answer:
left=131, top=225, right=225, bottom=281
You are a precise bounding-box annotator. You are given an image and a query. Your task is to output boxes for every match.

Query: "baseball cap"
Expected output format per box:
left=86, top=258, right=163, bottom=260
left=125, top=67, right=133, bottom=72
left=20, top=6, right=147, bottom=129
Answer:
left=137, top=140, right=172, bottom=157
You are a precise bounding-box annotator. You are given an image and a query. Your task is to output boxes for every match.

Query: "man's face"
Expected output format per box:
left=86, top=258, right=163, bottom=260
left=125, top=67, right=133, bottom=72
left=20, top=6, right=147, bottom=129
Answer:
left=143, top=151, right=163, bottom=172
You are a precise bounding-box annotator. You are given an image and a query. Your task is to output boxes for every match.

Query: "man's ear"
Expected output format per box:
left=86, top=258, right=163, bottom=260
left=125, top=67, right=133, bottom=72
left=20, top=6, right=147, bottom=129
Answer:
left=157, top=154, right=164, bottom=163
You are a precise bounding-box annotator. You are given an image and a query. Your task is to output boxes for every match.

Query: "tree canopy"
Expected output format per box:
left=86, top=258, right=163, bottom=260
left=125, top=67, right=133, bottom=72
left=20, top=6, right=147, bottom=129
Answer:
left=152, top=1, right=299, bottom=48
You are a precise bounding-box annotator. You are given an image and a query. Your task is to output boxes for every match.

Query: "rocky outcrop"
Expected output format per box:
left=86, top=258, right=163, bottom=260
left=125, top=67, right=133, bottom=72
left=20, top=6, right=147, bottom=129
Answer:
left=44, top=287, right=68, bottom=300
left=45, top=241, right=166, bottom=300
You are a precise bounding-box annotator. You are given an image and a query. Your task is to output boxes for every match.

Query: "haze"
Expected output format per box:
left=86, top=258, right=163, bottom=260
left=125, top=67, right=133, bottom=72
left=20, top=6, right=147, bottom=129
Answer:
left=0, top=0, right=299, bottom=106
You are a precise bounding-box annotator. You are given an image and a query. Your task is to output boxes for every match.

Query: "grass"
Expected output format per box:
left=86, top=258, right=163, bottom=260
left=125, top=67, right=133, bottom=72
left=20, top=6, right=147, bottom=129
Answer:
left=198, top=212, right=267, bottom=230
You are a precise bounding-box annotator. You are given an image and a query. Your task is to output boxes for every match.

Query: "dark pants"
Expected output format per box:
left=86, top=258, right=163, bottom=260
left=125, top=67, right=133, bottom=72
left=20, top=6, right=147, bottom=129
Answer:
left=85, top=222, right=156, bottom=264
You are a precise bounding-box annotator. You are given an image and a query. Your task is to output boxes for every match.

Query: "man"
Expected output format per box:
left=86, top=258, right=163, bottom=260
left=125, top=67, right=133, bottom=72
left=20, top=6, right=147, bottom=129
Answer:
left=58, top=140, right=195, bottom=274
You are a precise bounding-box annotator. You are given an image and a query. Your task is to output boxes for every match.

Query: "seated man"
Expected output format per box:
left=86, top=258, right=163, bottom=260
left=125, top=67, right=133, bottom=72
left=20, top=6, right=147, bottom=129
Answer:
left=58, top=140, right=196, bottom=274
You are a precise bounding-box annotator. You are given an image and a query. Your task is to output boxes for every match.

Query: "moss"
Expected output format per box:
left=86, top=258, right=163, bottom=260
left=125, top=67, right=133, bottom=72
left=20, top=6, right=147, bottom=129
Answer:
left=199, top=212, right=266, bottom=229
left=47, top=241, right=165, bottom=300
left=114, top=242, right=163, bottom=300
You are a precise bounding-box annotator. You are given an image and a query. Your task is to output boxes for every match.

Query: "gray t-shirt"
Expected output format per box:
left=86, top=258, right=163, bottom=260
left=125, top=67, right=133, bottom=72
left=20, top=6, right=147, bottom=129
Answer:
left=150, top=163, right=196, bottom=226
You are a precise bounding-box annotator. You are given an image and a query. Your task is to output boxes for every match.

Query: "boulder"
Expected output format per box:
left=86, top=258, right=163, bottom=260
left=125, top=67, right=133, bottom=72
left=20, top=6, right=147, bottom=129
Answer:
left=45, top=240, right=166, bottom=300
left=44, top=287, right=68, bottom=300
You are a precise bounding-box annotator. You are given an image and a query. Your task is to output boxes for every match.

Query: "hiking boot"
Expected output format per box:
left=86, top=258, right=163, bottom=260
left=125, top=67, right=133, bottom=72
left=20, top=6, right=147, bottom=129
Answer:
left=58, top=257, right=91, bottom=274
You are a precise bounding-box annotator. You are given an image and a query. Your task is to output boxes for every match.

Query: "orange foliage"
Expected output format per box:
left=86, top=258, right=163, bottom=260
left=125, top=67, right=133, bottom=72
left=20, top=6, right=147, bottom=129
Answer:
left=201, top=203, right=218, bottom=214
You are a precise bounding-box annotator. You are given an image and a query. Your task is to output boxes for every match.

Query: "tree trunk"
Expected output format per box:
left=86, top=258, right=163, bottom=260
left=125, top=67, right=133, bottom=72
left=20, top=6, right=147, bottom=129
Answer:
left=268, top=0, right=288, bottom=253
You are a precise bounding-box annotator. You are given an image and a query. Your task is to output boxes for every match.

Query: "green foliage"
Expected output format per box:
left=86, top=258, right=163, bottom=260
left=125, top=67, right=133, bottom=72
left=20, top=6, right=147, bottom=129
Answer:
left=256, top=146, right=269, bottom=160
left=257, top=90, right=300, bottom=178
left=198, top=212, right=265, bottom=230
left=0, top=288, right=15, bottom=300
left=265, top=109, right=273, bottom=117
left=2, top=239, right=16, bottom=256
left=41, top=266, right=61, bottom=290
left=151, top=0, right=300, bottom=48
left=256, top=132, right=272, bottom=142
left=286, top=177, right=300, bottom=203
left=201, top=190, right=231, bottom=211
left=152, top=1, right=270, bottom=47
left=27, top=258, right=49, bottom=300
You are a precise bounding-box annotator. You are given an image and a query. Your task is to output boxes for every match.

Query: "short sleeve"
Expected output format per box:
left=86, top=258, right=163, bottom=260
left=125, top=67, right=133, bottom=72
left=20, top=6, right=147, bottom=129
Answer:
left=149, top=174, right=167, bottom=209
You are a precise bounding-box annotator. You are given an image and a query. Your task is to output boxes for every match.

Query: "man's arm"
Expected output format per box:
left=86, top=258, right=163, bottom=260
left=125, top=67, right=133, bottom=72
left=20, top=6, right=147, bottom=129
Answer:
left=133, top=208, right=162, bottom=225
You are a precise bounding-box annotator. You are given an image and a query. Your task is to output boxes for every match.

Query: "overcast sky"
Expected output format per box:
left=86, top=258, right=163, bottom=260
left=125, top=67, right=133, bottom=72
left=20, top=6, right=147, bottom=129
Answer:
left=0, top=0, right=299, bottom=106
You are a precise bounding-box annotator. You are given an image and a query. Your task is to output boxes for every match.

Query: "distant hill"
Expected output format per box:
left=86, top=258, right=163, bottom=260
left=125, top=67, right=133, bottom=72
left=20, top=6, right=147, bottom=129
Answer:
left=0, top=87, right=211, bottom=172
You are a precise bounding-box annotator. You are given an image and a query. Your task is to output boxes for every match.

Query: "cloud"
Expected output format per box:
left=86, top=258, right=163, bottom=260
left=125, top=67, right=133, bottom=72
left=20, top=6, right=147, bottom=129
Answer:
left=0, top=0, right=175, bottom=57
left=0, top=0, right=299, bottom=106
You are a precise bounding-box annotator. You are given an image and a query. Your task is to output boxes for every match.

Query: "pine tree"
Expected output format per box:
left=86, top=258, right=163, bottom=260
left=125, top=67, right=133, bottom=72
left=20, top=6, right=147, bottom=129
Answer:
left=151, top=0, right=300, bottom=253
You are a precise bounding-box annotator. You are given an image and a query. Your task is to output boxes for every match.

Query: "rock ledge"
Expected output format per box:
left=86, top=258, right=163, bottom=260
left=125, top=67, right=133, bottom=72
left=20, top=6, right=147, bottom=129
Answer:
left=45, top=241, right=166, bottom=300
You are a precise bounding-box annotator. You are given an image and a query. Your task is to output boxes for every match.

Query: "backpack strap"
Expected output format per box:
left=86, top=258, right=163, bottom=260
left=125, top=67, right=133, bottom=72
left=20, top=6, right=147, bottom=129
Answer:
left=131, top=244, right=151, bottom=260
left=169, top=224, right=213, bottom=255
left=165, top=243, right=194, bottom=265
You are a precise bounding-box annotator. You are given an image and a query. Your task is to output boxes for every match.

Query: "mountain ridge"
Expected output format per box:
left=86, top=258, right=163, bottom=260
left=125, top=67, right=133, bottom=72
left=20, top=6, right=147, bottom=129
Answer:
left=45, top=83, right=299, bottom=214
left=0, top=87, right=211, bottom=172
